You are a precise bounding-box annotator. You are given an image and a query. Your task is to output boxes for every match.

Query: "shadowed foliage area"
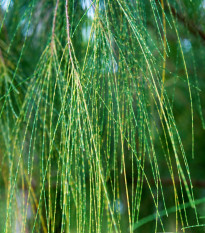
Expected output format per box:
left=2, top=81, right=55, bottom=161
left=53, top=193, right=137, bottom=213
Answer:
left=0, top=0, right=205, bottom=232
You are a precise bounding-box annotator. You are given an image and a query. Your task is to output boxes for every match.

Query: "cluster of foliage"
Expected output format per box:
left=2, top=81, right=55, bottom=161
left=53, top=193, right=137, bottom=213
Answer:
left=0, top=0, right=205, bottom=232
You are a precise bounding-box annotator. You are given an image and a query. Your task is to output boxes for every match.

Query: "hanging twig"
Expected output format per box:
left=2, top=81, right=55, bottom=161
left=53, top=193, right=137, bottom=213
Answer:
left=65, top=0, right=74, bottom=66
left=160, top=0, right=166, bottom=105
left=51, top=0, right=60, bottom=55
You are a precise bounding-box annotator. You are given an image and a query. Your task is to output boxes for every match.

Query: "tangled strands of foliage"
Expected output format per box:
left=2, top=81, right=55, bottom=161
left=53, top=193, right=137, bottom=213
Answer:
left=0, top=0, right=204, bottom=232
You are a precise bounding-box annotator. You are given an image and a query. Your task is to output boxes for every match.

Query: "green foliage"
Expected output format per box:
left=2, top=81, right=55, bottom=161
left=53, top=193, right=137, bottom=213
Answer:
left=0, top=0, right=205, bottom=232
